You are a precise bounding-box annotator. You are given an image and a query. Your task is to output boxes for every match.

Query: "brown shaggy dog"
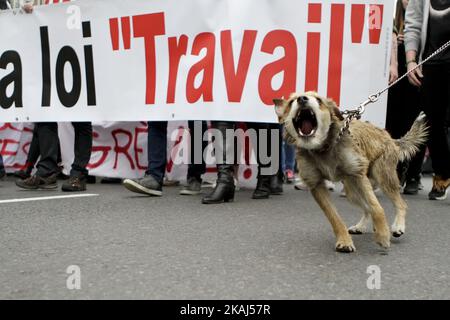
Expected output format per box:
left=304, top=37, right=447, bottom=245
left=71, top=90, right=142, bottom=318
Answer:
left=274, top=92, right=428, bottom=253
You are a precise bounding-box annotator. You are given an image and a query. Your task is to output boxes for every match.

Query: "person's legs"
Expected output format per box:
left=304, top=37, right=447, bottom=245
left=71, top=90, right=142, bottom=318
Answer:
left=16, top=122, right=58, bottom=190
left=123, top=121, right=168, bottom=196
left=202, top=121, right=236, bottom=204
left=35, top=122, right=59, bottom=177
left=146, top=121, right=168, bottom=183
left=186, top=120, right=207, bottom=180
left=181, top=121, right=208, bottom=195
left=0, top=154, right=5, bottom=179
left=62, top=122, right=93, bottom=192
left=283, top=132, right=296, bottom=183
left=422, top=64, right=450, bottom=199
left=246, top=122, right=282, bottom=199
left=70, top=122, right=93, bottom=177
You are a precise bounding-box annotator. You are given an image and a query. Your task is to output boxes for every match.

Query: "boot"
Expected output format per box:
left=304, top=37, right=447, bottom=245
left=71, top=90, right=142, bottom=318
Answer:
left=252, top=175, right=271, bottom=199
left=270, top=172, right=284, bottom=195
left=202, top=121, right=236, bottom=204
left=202, top=165, right=235, bottom=204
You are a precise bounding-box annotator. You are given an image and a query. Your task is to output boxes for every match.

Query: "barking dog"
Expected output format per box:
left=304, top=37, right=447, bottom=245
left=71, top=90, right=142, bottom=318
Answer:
left=274, top=92, right=428, bottom=253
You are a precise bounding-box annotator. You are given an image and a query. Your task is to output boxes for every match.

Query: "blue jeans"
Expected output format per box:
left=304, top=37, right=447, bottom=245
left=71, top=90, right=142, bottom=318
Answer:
left=146, top=121, right=207, bottom=183
left=281, top=126, right=296, bottom=172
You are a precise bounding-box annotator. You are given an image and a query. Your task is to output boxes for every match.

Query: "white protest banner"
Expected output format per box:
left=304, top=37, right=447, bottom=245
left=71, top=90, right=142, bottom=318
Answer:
left=0, top=0, right=393, bottom=125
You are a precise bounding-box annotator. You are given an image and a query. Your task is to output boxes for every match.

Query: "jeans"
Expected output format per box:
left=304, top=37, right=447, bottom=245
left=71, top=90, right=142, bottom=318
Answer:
left=146, top=121, right=207, bottom=183
left=35, top=122, right=92, bottom=177
left=281, top=138, right=296, bottom=172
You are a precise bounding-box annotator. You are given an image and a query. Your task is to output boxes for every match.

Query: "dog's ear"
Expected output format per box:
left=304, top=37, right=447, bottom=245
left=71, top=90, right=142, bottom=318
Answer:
left=273, top=97, right=289, bottom=122
left=326, top=98, right=344, bottom=121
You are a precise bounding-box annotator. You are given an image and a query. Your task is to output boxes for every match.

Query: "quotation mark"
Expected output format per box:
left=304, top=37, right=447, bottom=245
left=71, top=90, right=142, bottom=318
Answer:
left=109, top=17, right=132, bottom=51
left=351, top=4, right=384, bottom=45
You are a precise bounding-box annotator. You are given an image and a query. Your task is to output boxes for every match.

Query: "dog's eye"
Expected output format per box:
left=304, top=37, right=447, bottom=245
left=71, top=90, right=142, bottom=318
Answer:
left=316, top=97, right=322, bottom=104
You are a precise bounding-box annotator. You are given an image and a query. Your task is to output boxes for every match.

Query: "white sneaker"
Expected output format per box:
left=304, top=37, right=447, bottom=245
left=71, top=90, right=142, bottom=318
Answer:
left=294, top=178, right=309, bottom=191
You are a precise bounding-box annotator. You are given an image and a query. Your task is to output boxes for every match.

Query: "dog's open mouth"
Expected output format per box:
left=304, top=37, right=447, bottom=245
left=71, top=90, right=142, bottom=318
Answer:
left=293, top=108, right=318, bottom=137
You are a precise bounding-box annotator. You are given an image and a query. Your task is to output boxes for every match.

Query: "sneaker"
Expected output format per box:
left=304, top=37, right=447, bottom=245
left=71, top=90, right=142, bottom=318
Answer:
left=285, top=169, right=295, bottom=184
left=62, top=176, right=87, bottom=192
left=123, top=175, right=162, bottom=196
left=180, top=177, right=202, bottom=195
left=428, top=176, right=450, bottom=200
left=403, top=178, right=421, bottom=195
left=294, top=178, right=309, bottom=191
left=16, top=174, right=58, bottom=190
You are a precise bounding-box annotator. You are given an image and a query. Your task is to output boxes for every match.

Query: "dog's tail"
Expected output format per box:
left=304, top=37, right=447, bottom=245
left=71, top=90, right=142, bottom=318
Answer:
left=395, top=112, right=429, bottom=162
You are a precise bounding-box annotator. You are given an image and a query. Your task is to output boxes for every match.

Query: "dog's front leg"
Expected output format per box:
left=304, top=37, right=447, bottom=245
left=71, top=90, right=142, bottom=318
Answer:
left=311, top=183, right=355, bottom=253
left=344, top=176, right=391, bottom=249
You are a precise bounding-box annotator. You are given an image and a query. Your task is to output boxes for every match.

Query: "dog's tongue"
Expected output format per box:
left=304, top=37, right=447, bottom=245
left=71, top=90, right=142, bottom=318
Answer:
left=301, top=120, right=314, bottom=135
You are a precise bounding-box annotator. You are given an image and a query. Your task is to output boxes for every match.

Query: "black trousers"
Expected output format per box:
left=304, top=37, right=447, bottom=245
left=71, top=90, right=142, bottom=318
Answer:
left=421, top=63, right=450, bottom=179
left=24, top=125, right=62, bottom=172
left=210, top=121, right=282, bottom=176
left=35, top=122, right=92, bottom=177
left=246, top=122, right=282, bottom=176
left=385, top=43, right=426, bottom=180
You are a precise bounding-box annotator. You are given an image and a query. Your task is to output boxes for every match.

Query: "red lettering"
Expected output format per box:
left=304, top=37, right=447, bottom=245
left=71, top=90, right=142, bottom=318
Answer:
left=186, top=32, right=215, bottom=103
left=132, top=13, right=166, bottom=105
left=351, top=4, right=365, bottom=44
left=305, top=32, right=321, bottom=92
left=327, top=4, right=345, bottom=105
left=0, top=139, right=19, bottom=156
left=369, top=4, right=384, bottom=44
left=167, top=35, right=188, bottom=103
left=112, top=129, right=135, bottom=170
left=221, top=30, right=257, bottom=102
left=87, top=132, right=111, bottom=170
left=134, top=126, right=148, bottom=170
left=258, top=30, right=297, bottom=105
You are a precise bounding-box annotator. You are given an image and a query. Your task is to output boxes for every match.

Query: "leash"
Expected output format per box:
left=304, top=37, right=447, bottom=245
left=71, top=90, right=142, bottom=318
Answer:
left=336, top=38, right=450, bottom=142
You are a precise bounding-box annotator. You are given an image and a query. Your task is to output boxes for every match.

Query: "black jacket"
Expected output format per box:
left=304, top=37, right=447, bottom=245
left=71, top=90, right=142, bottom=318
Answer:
left=0, top=0, right=9, bottom=10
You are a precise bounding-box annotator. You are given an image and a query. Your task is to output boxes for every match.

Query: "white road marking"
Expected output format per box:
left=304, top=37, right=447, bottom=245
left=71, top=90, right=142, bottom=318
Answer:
left=0, top=194, right=99, bottom=204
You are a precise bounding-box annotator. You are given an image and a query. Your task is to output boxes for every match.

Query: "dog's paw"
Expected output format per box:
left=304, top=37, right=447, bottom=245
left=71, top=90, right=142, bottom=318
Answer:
left=335, top=239, right=356, bottom=253
left=375, top=232, right=391, bottom=249
left=348, top=225, right=366, bottom=235
left=391, top=223, right=405, bottom=238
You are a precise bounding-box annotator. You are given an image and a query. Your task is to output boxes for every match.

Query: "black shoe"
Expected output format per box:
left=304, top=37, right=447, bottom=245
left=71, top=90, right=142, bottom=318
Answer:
left=429, top=188, right=448, bottom=200
left=16, top=174, right=58, bottom=190
left=269, top=174, right=283, bottom=195
left=0, top=170, right=5, bottom=180
left=180, top=177, right=202, bottom=195
left=428, top=176, right=450, bottom=200
left=123, top=175, right=163, bottom=196
left=62, top=176, right=87, bottom=192
left=252, top=176, right=271, bottom=199
left=403, top=178, right=421, bottom=195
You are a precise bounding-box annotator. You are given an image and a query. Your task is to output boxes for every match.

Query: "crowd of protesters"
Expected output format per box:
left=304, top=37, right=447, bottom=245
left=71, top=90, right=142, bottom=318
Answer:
left=1, top=0, right=449, bottom=202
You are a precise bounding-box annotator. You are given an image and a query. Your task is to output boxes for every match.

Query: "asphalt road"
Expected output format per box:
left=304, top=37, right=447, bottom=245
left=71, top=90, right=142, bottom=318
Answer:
left=0, top=175, right=449, bottom=300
